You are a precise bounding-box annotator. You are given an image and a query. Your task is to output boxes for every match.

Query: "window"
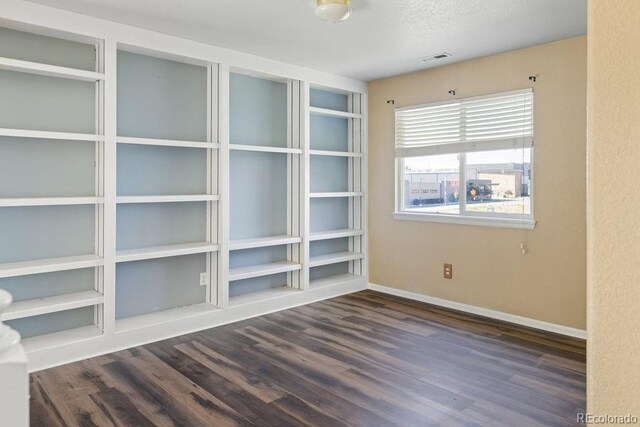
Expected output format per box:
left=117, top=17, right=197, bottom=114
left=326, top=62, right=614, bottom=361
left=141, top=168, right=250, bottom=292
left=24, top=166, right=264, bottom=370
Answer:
left=394, top=89, right=534, bottom=228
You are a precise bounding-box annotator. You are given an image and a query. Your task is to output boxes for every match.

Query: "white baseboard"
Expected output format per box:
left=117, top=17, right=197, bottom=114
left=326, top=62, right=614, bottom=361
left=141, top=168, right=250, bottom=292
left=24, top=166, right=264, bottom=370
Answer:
left=368, top=283, right=587, bottom=340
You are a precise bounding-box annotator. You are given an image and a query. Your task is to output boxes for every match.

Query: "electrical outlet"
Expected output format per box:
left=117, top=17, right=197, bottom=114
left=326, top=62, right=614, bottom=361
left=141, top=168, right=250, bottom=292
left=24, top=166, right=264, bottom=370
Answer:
left=444, top=263, right=453, bottom=279
left=199, top=272, right=209, bottom=286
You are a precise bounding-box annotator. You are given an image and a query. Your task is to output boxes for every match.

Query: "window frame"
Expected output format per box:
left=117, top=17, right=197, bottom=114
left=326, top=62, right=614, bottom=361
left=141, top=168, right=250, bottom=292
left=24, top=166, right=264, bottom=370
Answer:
left=393, top=89, right=536, bottom=229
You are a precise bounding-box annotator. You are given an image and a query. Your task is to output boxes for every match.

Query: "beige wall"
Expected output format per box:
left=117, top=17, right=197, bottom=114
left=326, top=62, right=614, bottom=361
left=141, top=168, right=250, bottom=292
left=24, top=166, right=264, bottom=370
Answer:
left=587, top=0, right=640, bottom=415
left=368, top=37, right=587, bottom=329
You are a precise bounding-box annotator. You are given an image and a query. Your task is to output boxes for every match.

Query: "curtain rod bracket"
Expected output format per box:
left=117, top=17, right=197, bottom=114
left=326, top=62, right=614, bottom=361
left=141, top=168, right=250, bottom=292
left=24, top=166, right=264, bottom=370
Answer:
left=448, top=90, right=456, bottom=96
left=386, top=99, right=395, bottom=105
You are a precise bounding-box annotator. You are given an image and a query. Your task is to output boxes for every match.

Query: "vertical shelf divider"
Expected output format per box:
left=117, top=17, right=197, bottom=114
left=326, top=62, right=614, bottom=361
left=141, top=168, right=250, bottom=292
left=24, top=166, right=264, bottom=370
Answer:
left=288, top=80, right=303, bottom=290
left=361, top=92, right=369, bottom=279
left=347, top=94, right=355, bottom=276
left=102, top=39, right=117, bottom=335
left=300, top=82, right=311, bottom=290
left=210, top=63, right=221, bottom=307
left=218, top=63, right=230, bottom=308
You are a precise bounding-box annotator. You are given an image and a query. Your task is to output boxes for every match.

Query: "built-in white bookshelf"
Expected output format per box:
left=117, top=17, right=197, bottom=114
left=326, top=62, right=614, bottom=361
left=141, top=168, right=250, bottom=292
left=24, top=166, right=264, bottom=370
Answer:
left=114, top=49, right=220, bottom=328
left=307, top=87, right=367, bottom=288
left=0, top=25, right=105, bottom=349
left=228, top=71, right=303, bottom=303
left=0, top=14, right=367, bottom=370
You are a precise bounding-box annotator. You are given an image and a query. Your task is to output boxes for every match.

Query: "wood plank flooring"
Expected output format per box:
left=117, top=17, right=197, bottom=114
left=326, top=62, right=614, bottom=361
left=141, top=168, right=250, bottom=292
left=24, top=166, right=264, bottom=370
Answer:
left=30, top=290, right=586, bottom=426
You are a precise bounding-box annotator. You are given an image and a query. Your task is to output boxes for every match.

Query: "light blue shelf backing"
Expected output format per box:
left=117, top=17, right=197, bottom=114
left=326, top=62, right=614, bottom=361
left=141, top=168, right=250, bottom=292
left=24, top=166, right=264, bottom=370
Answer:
left=116, top=254, right=207, bottom=320
left=310, top=88, right=349, bottom=112
left=230, top=245, right=288, bottom=269
left=310, top=238, right=349, bottom=257
left=117, top=50, right=208, bottom=141
left=5, top=306, right=96, bottom=339
left=116, top=202, right=207, bottom=251
left=230, top=273, right=288, bottom=298
left=0, top=268, right=95, bottom=303
left=310, top=115, right=348, bottom=152
left=0, top=137, right=95, bottom=198
left=230, top=72, right=287, bottom=148
left=0, top=205, right=95, bottom=263
left=229, top=150, right=287, bottom=240
left=310, top=156, right=349, bottom=193
left=117, top=144, right=207, bottom=196
left=310, top=262, right=350, bottom=281
left=310, top=198, right=349, bottom=232
left=0, top=26, right=96, bottom=71
left=0, top=70, right=95, bottom=133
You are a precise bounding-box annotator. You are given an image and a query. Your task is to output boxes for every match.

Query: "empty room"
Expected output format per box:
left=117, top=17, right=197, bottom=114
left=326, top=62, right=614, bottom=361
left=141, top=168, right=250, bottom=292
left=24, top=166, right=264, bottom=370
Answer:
left=0, top=0, right=638, bottom=425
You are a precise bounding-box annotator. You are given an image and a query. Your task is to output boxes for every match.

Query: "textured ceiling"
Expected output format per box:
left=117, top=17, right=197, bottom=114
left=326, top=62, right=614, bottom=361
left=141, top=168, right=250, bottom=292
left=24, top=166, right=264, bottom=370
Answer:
left=23, top=0, right=587, bottom=81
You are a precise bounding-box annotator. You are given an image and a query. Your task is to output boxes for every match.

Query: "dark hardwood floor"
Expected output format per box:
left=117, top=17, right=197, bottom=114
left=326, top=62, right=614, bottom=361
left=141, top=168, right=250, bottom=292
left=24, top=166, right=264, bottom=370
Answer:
left=29, top=290, right=586, bottom=426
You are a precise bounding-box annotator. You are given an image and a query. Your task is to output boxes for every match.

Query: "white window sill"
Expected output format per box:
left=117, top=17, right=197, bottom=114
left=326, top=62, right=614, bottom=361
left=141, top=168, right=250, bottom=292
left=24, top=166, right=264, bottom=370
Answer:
left=392, top=212, right=536, bottom=230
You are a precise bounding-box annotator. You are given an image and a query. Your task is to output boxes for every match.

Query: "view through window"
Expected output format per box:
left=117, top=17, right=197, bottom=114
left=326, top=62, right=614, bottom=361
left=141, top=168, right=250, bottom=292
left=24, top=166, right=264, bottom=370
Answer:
left=402, top=149, right=531, bottom=217
left=395, top=89, right=534, bottom=224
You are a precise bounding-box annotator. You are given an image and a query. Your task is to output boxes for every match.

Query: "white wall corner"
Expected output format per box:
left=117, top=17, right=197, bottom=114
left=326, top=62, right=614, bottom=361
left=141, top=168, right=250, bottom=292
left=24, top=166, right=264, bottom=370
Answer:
left=367, top=283, right=587, bottom=340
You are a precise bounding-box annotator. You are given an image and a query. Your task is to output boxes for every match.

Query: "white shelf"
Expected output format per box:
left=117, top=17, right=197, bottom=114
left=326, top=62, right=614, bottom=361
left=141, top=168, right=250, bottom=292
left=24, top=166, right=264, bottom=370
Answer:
left=0, top=56, right=104, bottom=82
left=309, top=192, right=364, bottom=198
left=309, top=149, right=363, bottom=158
left=116, top=242, right=219, bottom=263
left=309, top=273, right=363, bottom=289
left=309, top=229, right=364, bottom=241
left=229, top=235, right=302, bottom=251
left=309, top=251, right=364, bottom=268
left=229, top=144, right=302, bottom=154
left=229, top=261, right=301, bottom=281
left=0, top=255, right=104, bottom=279
left=229, top=286, right=300, bottom=307
left=0, top=128, right=104, bottom=142
left=1, top=290, right=104, bottom=321
left=21, top=325, right=102, bottom=353
left=309, top=106, right=364, bottom=119
left=116, top=194, right=219, bottom=204
left=115, top=303, right=218, bottom=332
left=0, top=197, right=104, bottom=207
left=117, top=136, right=219, bottom=149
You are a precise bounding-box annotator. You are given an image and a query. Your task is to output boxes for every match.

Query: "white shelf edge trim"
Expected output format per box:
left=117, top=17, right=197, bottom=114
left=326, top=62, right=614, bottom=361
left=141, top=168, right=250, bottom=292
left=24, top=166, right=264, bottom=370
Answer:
left=0, top=197, right=104, bottom=207
left=0, top=255, right=104, bottom=279
left=309, top=149, right=363, bottom=158
left=309, top=192, right=364, bottom=198
left=309, top=106, right=364, bottom=119
left=0, top=128, right=105, bottom=142
left=117, top=136, right=219, bottom=149
left=0, top=56, right=105, bottom=82
left=229, top=286, right=300, bottom=307
left=309, top=273, right=362, bottom=288
left=21, top=325, right=103, bottom=354
left=229, top=261, right=302, bottom=281
left=309, top=229, right=364, bottom=241
left=116, top=194, right=220, bottom=204
left=309, top=251, right=364, bottom=268
left=229, top=235, right=302, bottom=250
left=1, top=290, right=104, bottom=321
left=115, top=303, right=219, bottom=333
left=229, top=144, right=302, bottom=154
left=116, top=242, right=219, bottom=263
left=368, top=283, right=587, bottom=339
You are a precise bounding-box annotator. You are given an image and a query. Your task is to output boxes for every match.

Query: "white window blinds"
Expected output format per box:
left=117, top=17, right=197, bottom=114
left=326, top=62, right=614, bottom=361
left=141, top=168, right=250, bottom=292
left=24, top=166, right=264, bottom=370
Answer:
left=395, top=89, right=533, bottom=157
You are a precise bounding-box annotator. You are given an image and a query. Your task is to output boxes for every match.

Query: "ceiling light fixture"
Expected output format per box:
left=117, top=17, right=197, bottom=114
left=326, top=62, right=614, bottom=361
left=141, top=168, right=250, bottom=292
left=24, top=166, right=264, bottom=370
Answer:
left=315, top=0, right=351, bottom=23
